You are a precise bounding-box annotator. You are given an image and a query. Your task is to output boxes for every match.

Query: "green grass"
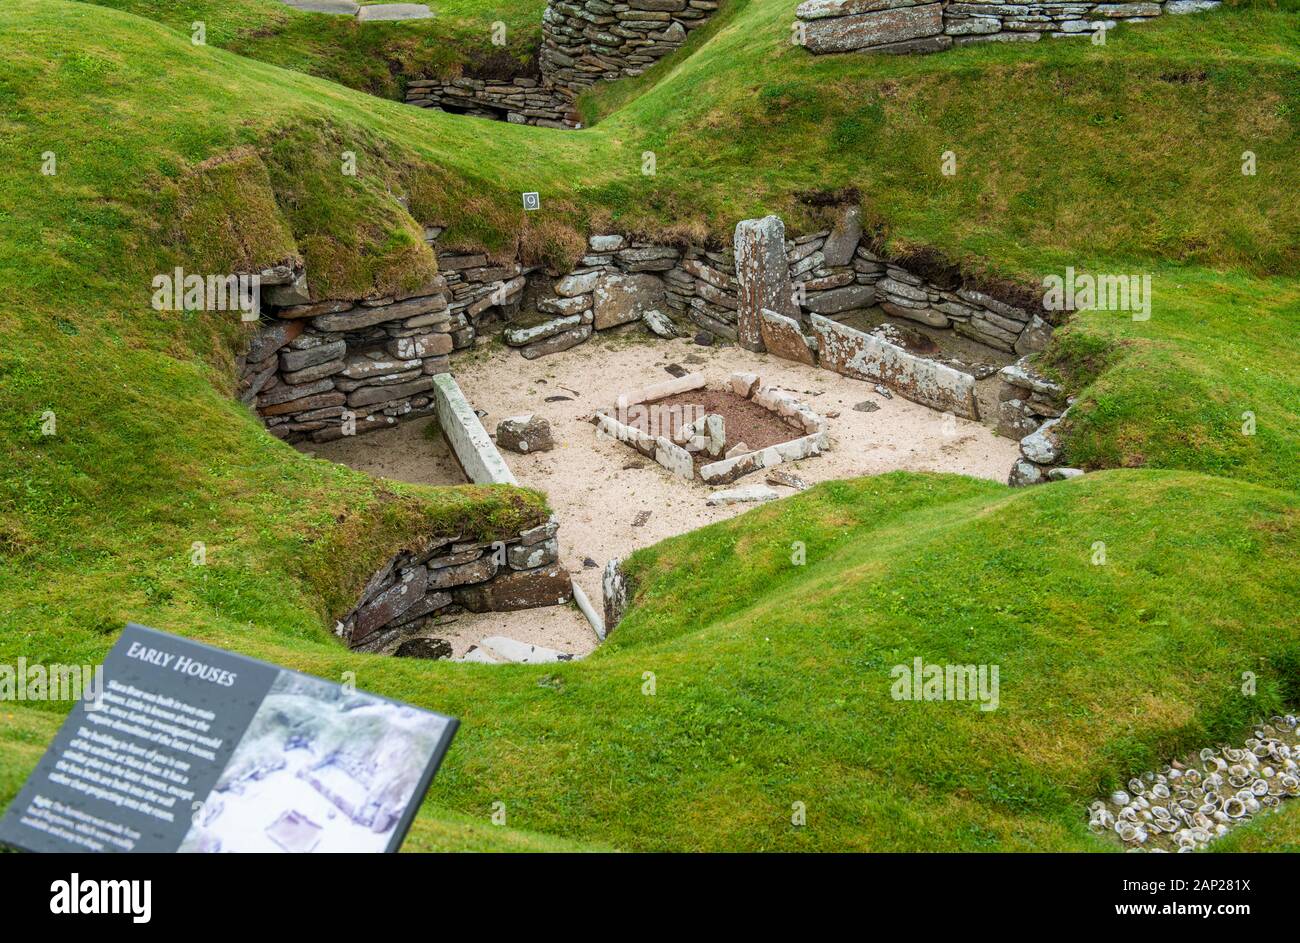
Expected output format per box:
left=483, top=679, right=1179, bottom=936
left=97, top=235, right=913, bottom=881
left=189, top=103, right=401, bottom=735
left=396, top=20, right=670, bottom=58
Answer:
left=0, top=0, right=1298, bottom=850
left=4, top=472, right=1299, bottom=850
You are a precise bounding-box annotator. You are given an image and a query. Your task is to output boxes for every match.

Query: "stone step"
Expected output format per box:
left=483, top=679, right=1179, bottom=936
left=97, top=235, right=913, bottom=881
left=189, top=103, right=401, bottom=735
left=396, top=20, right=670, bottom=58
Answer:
left=356, top=3, right=433, bottom=21
left=281, top=0, right=359, bottom=13
left=504, top=315, right=583, bottom=347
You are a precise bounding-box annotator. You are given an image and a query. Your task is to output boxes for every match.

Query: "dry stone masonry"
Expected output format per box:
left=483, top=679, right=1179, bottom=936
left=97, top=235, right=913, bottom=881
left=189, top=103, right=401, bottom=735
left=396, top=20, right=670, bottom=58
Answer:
left=793, top=0, right=1221, bottom=55
left=236, top=275, right=456, bottom=444
left=333, top=372, right=573, bottom=657
left=233, top=210, right=1084, bottom=661
left=338, top=517, right=571, bottom=654
left=239, top=207, right=1060, bottom=462
left=236, top=227, right=545, bottom=442
left=405, top=0, right=721, bottom=127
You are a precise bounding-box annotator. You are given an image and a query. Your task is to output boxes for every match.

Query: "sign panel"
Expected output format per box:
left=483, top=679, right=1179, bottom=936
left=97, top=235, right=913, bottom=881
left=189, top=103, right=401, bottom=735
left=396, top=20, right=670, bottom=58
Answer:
left=0, top=623, right=457, bottom=853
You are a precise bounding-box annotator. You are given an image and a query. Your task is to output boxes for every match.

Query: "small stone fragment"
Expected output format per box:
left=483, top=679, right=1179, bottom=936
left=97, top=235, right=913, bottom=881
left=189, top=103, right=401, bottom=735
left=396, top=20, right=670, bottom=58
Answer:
left=766, top=470, right=809, bottom=491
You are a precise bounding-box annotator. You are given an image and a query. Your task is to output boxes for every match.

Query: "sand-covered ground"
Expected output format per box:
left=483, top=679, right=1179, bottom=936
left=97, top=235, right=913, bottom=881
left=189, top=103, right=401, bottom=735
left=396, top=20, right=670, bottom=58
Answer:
left=306, top=332, right=1021, bottom=658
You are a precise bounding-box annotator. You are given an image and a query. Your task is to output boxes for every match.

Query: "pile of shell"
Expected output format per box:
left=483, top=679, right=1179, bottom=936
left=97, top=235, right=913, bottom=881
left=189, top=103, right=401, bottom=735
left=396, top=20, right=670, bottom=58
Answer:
left=1090, top=715, right=1300, bottom=852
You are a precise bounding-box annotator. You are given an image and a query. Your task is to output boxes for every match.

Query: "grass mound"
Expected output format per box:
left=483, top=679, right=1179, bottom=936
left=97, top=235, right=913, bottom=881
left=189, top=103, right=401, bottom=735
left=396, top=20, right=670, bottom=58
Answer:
left=0, top=0, right=1297, bottom=850
left=85, top=0, right=547, bottom=98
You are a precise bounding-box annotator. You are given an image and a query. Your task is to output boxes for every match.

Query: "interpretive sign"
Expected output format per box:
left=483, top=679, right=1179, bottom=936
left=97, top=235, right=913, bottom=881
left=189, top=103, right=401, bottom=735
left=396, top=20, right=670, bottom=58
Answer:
left=0, top=623, right=458, bottom=853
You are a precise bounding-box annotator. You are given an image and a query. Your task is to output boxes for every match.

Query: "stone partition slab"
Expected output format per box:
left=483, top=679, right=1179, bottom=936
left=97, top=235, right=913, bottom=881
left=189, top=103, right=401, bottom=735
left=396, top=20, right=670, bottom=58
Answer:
left=810, top=314, right=979, bottom=419
left=430, top=373, right=519, bottom=485
left=759, top=309, right=817, bottom=365
left=618, top=372, right=708, bottom=408
left=698, top=431, right=830, bottom=485
left=735, top=216, right=800, bottom=352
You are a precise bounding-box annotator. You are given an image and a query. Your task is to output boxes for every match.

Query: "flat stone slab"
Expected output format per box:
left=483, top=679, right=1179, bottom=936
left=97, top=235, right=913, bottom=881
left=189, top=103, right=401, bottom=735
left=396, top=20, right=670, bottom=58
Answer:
left=592, top=273, right=666, bottom=330
left=281, top=0, right=359, bottom=13
left=801, top=2, right=943, bottom=54
left=356, top=3, right=433, bottom=21
left=810, top=314, right=978, bottom=419
left=505, top=315, right=583, bottom=347
left=571, top=579, right=606, bottom=641
left=480, top=636, right=574, bottom=664
left=456, top=647, right=501, bottom=664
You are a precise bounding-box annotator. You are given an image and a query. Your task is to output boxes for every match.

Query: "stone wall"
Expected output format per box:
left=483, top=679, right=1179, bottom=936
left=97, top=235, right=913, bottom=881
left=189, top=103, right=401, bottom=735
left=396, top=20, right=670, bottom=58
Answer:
left=501, top=209, right=1053, bottom=420
left=540, top=0, right=719, bottom=95
left=405, top=0, right=721, bottom=127
left=405, top=77, right=572, bottom=128
left=236, top=228, right=543, bottom=443
left=338, top=518, right=571, bottom=654
left=793, top=0, right=1221, bottom=55
left=239, top=207, right=1053, bottom=437
left=236, top=280, right=456, bottom=444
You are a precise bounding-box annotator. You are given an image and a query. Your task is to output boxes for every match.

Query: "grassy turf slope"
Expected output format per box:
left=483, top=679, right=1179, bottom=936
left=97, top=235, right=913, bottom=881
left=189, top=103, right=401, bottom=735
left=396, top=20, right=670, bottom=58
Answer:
left=4, top=472, right=1297, bottom=850
left=1, top=1, right=1298, bottom=850
left=84, top=0, right=547, bottom=98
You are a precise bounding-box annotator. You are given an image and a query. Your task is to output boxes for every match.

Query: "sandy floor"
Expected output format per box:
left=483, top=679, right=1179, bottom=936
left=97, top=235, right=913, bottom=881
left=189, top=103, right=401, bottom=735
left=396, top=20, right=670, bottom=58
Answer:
left=303, top=331, right=1020, bottom=660
left=309, top=417, right=466, bottom=485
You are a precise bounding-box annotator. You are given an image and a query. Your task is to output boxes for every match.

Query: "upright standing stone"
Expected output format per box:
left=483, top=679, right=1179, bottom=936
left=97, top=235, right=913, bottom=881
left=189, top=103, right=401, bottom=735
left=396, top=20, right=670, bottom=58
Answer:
left=734, top=216, right=799, bottom=353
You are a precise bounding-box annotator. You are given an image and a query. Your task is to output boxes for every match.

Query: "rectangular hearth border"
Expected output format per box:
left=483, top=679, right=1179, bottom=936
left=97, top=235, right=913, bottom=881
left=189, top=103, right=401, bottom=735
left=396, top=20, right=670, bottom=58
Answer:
left=593, top=371, right=830, bottom=485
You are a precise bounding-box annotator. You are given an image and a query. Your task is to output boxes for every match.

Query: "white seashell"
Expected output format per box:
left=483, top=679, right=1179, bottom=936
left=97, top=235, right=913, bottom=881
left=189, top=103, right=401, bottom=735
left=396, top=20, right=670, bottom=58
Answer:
left=1222, top=797, right=1247, bottom=819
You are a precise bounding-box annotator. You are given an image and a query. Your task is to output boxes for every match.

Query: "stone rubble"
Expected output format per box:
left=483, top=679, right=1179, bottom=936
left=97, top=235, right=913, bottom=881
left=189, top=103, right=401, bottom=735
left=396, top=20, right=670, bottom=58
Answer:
left=998, top=356, right=1077, bottom=485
